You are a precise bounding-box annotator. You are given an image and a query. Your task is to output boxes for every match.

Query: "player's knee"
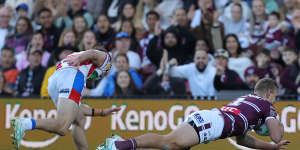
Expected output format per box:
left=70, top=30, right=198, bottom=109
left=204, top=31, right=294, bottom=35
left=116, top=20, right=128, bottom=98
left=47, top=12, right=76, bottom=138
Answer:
left=77, top=116, right=86, bottom=128
left=55, top=120, right=70, bottom=136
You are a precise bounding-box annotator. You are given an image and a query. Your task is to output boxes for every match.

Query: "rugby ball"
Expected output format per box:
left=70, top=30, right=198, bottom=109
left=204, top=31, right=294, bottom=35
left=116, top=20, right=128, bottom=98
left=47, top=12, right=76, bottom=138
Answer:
left=255, top=123, right=269, bottom=136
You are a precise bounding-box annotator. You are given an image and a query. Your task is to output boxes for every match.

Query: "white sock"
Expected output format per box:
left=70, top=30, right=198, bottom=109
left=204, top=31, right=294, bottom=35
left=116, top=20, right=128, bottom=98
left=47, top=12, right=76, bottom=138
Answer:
left=22, top=118, right=33, bottom=131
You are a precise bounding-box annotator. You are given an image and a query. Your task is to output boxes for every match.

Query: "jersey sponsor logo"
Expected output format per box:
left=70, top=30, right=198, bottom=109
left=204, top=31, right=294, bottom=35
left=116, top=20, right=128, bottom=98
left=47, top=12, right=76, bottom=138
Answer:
left=193, top=113, right=204, bottom=124
left=221, top=106, right=241, bottom=115
left=59, top=88, right=70, bottom=94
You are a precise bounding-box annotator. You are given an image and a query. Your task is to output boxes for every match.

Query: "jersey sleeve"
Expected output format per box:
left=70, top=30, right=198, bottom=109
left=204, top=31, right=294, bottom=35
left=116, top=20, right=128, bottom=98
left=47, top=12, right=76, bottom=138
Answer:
left=262, top=103, right=278, bottom=122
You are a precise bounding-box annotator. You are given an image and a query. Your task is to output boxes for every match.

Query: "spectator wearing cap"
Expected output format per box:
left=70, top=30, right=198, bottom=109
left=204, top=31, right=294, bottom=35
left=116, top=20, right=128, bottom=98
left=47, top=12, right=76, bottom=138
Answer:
left=40, top=46, right=78, bottom=98
left=168, top=50, right=216, bottom=98
left=112, top=32, right=141, bottom=70
left=36, top=8, right=61, bottom=52
left=5, top=0, right=34, bottom=19
left=15, top=47, right=46, bottom=97
left=5, top=17, right=33, bottom=56
left=0, top=47, right=19, bottom=89
left=244, top=66, right=260, bottom=90
left=16, top=32, right=51, bottom=71
left=95, top=14, right=116, bottom=50
left=213, top=49, right=247, bottom=91
left=55, top=0, right=94, bottom=30
left=0, top=6, right=14, bottom=52
left=15, top=3, right=29, bottom=19
left=280, top=48, right=299, bottom=94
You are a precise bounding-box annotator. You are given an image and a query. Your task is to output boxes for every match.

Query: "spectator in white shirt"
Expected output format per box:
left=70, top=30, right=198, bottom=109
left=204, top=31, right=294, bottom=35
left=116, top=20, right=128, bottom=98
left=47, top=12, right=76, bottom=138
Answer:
left=168, top=50, right=216, bottom=98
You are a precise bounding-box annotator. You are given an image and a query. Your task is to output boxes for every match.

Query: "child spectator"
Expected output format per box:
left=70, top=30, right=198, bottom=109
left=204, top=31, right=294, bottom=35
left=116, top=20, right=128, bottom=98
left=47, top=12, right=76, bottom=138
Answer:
left=265, top=11, right=283, bottom=50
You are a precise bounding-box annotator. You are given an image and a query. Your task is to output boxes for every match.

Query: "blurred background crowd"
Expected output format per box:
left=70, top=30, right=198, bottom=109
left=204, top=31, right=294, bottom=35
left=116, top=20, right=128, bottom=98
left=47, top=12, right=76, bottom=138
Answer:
left=0, top=0, right=300, bottom=100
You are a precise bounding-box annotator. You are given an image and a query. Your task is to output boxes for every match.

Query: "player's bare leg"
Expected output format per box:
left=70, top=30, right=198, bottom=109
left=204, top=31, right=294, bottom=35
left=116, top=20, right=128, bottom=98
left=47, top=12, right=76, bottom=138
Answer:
left=72, top=108, right=88, bottom=150
left=35, top=98, right=79, bottom=135
left=107, top=122, right=199, bottom=150
left=11, top=98, right=79, bottom=149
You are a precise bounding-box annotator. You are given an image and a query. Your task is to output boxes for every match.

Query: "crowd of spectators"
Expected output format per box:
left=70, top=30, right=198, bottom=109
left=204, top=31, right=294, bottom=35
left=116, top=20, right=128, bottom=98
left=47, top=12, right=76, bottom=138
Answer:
left=0, top=0, right=300, bottom=100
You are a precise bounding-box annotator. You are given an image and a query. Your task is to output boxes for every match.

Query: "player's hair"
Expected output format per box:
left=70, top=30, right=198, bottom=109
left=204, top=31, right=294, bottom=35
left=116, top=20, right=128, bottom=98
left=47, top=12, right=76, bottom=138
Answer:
left=254, top=78, right=278, bottom=94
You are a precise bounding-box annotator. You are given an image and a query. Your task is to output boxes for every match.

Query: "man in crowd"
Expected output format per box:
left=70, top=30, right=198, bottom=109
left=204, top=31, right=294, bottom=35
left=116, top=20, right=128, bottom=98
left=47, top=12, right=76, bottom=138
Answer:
left=213, top=49, right=247, bottom=91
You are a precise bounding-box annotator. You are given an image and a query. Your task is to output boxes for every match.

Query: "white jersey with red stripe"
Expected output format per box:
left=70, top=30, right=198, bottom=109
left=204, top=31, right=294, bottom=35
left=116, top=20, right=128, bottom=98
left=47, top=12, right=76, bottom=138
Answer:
left=56, top=51, right=111, bottom=80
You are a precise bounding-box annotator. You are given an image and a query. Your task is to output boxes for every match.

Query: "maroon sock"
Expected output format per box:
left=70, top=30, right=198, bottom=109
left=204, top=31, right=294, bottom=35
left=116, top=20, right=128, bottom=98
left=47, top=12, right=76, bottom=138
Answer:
left=115, top=138, right=137, bottom=150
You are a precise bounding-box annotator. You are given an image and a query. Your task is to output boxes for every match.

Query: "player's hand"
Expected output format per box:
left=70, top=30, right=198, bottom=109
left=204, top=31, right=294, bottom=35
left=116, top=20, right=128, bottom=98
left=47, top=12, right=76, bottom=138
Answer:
left=101, top=107, right=121, bottom=116
left=274, top=140, right=290, bottom=149
left=64, top=56, right=81, bottom=67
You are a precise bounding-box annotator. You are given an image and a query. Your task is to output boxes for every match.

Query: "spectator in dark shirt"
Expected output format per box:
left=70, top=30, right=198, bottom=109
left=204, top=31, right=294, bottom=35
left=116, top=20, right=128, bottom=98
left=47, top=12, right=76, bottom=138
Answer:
left=280, top=48, right=298, bottom=94
left=95, top=14, right=116, bottom=50
left=15, top=47, right=46, bottom=97
left=37, top=8, right=61, bottom=52
left=147, top=27, right=191, bottom=68
left=213, top=49, right=247, bottom=91
left=253, top=49, right=274, bottom=79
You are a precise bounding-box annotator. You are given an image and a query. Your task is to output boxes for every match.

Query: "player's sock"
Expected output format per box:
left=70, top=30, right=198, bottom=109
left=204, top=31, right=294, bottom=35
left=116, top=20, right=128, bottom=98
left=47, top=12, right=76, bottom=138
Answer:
left=22, top=118, right=36, bottom=130
left=115, top=138, right=137, bottom=150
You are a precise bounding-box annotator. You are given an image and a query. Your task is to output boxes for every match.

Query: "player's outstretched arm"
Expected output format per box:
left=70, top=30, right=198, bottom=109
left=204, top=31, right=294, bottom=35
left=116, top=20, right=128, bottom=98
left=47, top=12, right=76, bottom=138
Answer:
left=65, top=49, right=108, bottom=67
left=236, top=134, right=290, bottom=150
left=80, top=104, right=121, bottom=117
left=266, top=118, right=284, bottom=143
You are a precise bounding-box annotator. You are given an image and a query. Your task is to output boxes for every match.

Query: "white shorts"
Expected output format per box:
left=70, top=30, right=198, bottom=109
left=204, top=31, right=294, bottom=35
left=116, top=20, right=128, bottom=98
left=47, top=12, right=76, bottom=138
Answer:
left=48, top=68, right=85, bottom=106
left=185, top=108, right=224, bottom=144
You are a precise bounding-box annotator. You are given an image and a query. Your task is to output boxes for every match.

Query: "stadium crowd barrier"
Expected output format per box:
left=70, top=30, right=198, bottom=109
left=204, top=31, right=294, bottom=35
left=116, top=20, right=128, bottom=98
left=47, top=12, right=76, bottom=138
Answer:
left=1, top=98, right=300, bottom=150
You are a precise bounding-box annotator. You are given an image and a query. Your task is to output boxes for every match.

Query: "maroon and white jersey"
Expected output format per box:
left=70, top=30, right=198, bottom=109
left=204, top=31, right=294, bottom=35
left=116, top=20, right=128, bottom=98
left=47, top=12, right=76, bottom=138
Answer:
left=219, top=94, right=277, bottom=138
left=265, top=25, right=283, bottom=45
left=245, top=19, right=268, bottom=43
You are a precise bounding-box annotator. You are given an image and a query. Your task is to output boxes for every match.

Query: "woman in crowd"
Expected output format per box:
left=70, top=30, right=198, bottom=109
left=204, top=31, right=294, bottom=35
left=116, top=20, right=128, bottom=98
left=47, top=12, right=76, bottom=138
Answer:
left=16, top=32, right=51, bottom=70
left=245, top=0, right=268, bottom=47
left=113, top=2, right=137, bottom=31
left=119, top=19, right=138, bottom=51
left=72, top=15, right=88, bottom=47
left=224, top=34, right=253, bottom=81
left=79, top=30, right=98, bottom=51
left=5, top=17, right=33, bottom=57
left=113, top=70, right=143, bottom=98
left=57, top=29, right=76, bottom=47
